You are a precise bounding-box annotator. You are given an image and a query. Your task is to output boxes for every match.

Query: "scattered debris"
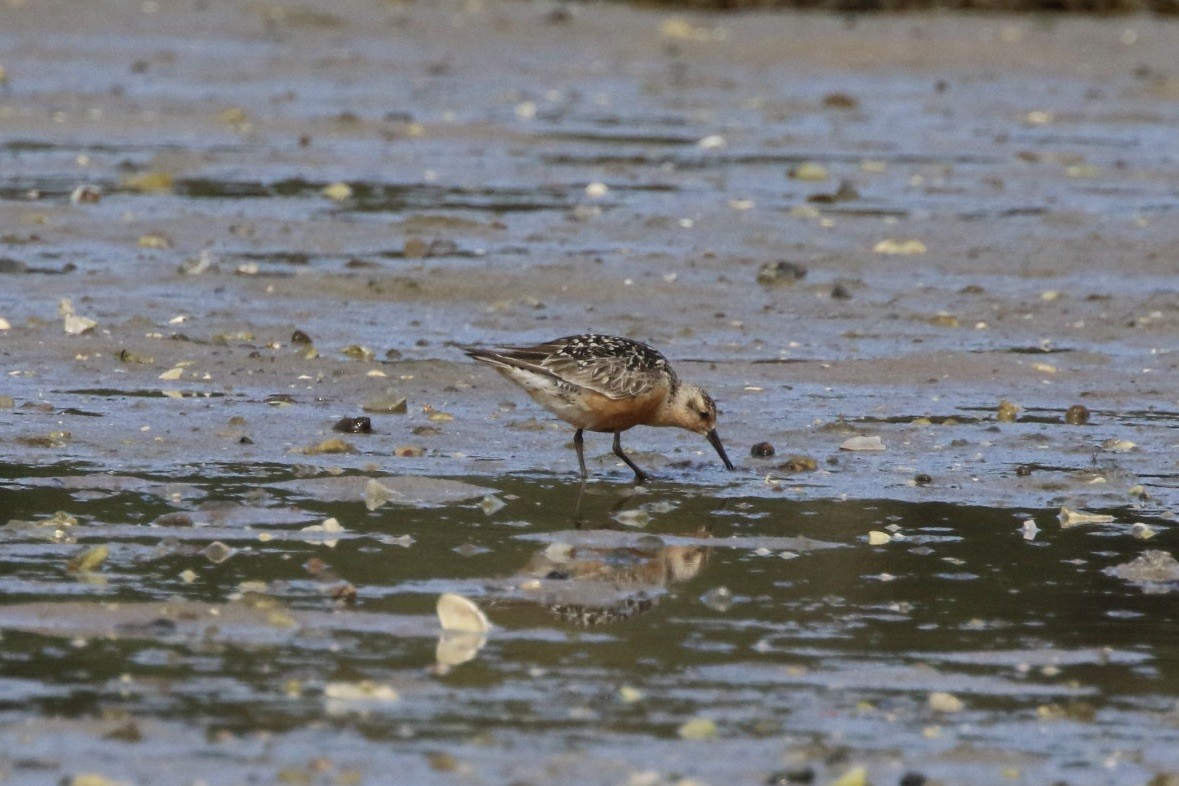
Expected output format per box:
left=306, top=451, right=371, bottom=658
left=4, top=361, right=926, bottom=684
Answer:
left=873, top=239, right=926, bottom=255
left=364, top=389, right=408, bottom=414
left=840, top=436, right=885, bottom=452
left=756, top=260, right=807, bottom=285
left=1058, top=506, right=1116, bottom=528
left=677, top=716, right=718, bottom=740
left=928, top=691, right=965, bottom=713
left=1021, top=519, right=1040, bottom=540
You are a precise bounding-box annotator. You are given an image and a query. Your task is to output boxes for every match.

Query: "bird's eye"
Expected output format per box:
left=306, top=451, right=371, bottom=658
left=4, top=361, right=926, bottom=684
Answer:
left=696, top=409, right=710, bottom=420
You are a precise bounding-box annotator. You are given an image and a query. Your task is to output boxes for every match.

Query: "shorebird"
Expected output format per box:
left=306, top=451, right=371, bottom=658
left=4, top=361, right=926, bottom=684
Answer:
left=463, top=334, right=735, bottom=483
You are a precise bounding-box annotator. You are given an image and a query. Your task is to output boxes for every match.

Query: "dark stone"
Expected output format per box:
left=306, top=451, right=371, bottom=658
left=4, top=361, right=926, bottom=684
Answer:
left=333, top=416, right=373, bottom=434
left=750, top=441, right=775, bottom=458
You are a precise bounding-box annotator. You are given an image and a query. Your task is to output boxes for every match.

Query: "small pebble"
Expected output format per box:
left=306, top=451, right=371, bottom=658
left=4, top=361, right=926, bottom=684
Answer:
left=928, top=691, right=964, bottom=713
left=1130, top=522, right=1156, bottom=540
left=302, top=437, right=355, bottom=454
left=677, top=716, right=718, bottom=740
left=70, top=184, right=102, bottom=204
left=1015, top=464, right=1032, bottom=476
left=322, top=181, right=353, bottom=201
left=780, top=455, right=818, bottom=472
left=203, top=541, right=234, bottom=564
left=928, top=312, right=959, bottom=328
left=478, top=495, right=506, bottom=516
left=750, top=441, right=775, bottom=458
left=618, top=685, right=645, bottom=703
left=997, top=400, right=1019, bottom=422
left=822, top=92, right=858, bottom=109
left=1065, top=404, right=1090, bottom=425
left=789, top=161, right=828, bottom=181
left=404, top=237, right=429, bottom=258
left=914, top=473, right=932, bottom=486
left=756, top=260, right=807, bottom=285
left=829, top=766, right=867, bottom=786
left=873, top=238, right=926, bottom=255
left=765, top=767, right=815, bottom=785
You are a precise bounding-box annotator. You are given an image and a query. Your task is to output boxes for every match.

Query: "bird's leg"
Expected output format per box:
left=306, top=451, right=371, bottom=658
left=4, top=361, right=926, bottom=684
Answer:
left=612, top=431, right=651, bottom=484
left=573, top=428, right=588, bottom=479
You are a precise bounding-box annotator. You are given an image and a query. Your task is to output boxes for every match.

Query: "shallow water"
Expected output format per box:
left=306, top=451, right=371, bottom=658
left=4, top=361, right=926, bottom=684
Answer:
left=2, top=1, right=1179, bottom=784
left=2, top=463, right=1179, bottom=785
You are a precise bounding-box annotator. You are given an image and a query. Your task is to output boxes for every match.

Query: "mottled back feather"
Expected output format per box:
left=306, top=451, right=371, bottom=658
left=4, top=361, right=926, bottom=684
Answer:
left=467, top=334, right=677, bottom=400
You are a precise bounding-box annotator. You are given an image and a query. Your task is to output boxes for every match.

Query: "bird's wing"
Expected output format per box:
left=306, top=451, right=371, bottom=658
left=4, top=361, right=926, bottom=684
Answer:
left=465, top=336, right=673, bottom=400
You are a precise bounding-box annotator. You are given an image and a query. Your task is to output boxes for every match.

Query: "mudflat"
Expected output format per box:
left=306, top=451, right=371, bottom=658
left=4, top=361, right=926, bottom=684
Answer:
left=1, top=2, right=1178, bottom=784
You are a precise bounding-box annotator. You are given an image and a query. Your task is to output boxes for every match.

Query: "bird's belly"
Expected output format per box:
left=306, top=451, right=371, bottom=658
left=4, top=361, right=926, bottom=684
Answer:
left=531, top=388, right=663, bottom=432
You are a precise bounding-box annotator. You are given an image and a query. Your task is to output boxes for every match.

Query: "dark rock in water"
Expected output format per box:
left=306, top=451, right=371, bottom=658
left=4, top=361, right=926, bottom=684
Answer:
left=334, top=416, right=373, bottom=434
left=291, top=329, right=313, bottom=345
left=750, top=441, right=775, bottom=458
left=1065, top=404, right=1090, bottom=425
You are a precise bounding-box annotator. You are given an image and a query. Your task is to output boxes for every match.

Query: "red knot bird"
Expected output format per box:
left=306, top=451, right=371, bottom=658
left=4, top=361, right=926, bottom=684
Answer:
left=464, top=334, right=735, bottom=483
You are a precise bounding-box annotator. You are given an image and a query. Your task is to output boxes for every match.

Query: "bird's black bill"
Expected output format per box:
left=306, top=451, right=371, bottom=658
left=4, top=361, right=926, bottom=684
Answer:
left=706, top=429, right=736, bottom=471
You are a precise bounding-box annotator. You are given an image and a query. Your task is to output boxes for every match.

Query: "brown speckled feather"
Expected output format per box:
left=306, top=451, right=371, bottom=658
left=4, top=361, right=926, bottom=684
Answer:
left=468, top=334, right=676, bottom=400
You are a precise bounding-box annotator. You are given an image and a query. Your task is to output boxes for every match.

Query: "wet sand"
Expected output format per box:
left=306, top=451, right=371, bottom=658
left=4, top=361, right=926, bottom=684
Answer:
left=0, top=2, right=1177, bottom=505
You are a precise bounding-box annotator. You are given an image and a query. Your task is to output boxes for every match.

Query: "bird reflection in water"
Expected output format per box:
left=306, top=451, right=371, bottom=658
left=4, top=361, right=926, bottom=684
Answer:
left=514, top=527, right=711, bottom=625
